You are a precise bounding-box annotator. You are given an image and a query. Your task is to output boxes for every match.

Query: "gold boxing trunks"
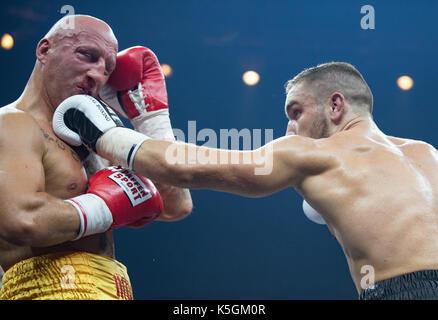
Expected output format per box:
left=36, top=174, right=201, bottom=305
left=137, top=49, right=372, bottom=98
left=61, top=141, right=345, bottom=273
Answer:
left=0, top=251, right=133, bottom=300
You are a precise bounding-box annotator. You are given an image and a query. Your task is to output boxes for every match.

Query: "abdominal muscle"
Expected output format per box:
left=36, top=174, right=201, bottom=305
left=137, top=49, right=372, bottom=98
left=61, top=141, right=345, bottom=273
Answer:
left=0, top=231, right=115, bottom=272
left=300, top=132, right=438, bottom=293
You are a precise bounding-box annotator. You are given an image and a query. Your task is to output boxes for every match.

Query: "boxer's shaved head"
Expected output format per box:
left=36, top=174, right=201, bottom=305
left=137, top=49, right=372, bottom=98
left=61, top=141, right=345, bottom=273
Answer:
left=284, top=62, right=374, bottom=138
left=285, top=62, right=373, bottom=115
left=44, top=15, right=117, bottom=48
left=33, top=14, right=118, bottom=110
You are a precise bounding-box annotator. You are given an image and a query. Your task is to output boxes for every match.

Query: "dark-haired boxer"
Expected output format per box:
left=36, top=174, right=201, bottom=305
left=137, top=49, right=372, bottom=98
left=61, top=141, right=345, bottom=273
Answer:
left=0, top=15, right=192, bottom=300
left=55, top=61, right=438, bottom=300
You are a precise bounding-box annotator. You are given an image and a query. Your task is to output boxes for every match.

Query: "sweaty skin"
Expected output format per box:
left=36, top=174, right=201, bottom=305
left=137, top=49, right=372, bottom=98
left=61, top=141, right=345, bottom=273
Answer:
left=296, top=122, right=438, bottom=292
left=0, top=16, right=118, bottom=271
left=121, top=82, right=438, bottom=293
left=0, top=15, right=191, bottom=273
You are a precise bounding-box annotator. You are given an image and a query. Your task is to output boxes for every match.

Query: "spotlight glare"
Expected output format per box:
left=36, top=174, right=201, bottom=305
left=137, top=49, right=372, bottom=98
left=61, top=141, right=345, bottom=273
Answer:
left=1, top=33, right=14, bottom=50
left=161, top=64, right=173, bottom=77
left=397, top=75, right=413, bottom=91
left=242, top=70, right=260, bottom=86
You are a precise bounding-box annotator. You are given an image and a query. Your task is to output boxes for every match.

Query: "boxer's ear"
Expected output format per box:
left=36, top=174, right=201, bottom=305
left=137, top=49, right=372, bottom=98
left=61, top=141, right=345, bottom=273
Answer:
left=329, top=92, right=344, bottom=124
left=36, top=38, right=50, bottom=65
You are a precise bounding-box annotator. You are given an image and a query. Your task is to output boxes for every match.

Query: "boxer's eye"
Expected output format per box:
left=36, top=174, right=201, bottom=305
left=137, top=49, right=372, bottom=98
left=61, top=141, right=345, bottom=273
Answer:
left=78, top=50, right=97, bottom=62
left=293, top=109, right=301, bottom=119
left=78, top=50, right=89, bottom=57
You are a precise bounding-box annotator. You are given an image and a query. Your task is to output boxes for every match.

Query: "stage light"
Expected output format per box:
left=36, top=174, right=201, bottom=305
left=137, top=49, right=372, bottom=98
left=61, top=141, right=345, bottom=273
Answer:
left=397, top=75, right=414, bottom=91
left=1, top=33, right=14, bottom=50
left=242, top=70, right=260, bottom=86
left=161, top=64, right=173, bottom=77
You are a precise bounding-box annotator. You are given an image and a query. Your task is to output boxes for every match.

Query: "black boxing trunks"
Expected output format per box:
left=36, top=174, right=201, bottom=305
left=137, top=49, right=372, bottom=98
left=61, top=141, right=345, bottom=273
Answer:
left=359, top=269, right=438, bottom=300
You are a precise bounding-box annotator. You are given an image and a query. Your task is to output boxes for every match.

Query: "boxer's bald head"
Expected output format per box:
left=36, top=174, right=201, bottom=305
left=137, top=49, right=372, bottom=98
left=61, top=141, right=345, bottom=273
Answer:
left=44, top=15, right=117, bottom=48
left=34, top=15, right=118, bottom=111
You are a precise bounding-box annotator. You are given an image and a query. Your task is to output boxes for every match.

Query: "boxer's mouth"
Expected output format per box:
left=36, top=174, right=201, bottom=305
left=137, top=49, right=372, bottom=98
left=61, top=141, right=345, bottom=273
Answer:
left=77, top=86, right=91, bottom=95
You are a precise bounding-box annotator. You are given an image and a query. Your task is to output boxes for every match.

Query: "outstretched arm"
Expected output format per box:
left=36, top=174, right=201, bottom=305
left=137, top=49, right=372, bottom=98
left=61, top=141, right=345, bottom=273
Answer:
left=130, top=135, right=335, bottom=197
left=52, top=95, right=336, bottom=198
left=81, top=150, right=192, bottom=221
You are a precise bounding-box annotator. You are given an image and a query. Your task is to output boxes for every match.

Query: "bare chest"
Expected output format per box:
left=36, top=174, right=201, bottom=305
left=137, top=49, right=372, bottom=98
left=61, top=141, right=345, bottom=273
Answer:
left=39, top=126, right=88, bottom=199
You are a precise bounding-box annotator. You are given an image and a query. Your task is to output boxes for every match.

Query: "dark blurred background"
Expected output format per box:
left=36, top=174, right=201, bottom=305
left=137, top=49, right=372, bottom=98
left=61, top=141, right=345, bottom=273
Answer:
left=1, top=0, right=436, bottom=299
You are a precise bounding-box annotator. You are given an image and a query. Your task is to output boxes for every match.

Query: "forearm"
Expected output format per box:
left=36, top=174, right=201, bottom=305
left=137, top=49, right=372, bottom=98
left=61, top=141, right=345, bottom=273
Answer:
left=131, top=139, right=266, bottom=196
left=94, top=128, right=283, bottom=197
left=2, top=192, right=80, bottom=247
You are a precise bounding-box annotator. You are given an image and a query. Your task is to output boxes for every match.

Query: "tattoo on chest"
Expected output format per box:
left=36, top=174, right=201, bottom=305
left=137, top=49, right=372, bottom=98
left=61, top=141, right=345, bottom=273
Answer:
left=40, top=128, right=80, bottom=163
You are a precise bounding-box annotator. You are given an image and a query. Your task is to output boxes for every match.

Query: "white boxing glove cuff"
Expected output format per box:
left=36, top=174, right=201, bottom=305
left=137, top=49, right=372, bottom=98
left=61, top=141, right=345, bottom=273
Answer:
left=96, top=127, right=150, bottom=169
left=66, top=193, right=113, bottom=240
left=131, top=109, right=175, bottom=141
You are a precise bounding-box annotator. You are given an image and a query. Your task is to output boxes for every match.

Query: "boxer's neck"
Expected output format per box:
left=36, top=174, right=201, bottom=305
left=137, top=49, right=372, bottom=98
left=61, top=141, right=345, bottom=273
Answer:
left=333, top=115, right=380, bottom=138
left=15, top=64, right=55, bottom=123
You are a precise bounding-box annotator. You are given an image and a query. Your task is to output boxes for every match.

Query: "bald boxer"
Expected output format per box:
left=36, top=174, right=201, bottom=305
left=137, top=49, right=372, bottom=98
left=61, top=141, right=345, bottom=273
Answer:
left=0, top=15, right=192, bottom=300
left=55, top=61, right=438, bottom=300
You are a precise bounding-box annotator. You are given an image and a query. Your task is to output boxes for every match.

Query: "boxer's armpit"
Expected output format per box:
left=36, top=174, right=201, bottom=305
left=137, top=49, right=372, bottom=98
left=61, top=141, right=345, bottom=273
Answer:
left=82, top=153, right=110, bottom=178
left=83, top=159, right=102, bottom=177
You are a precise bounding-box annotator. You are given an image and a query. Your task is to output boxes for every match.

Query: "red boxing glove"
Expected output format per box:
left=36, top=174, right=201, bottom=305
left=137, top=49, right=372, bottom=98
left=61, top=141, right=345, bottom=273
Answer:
left=66, top=166, right=163, bottom=240
left=99, top=46, right=175, bottom=140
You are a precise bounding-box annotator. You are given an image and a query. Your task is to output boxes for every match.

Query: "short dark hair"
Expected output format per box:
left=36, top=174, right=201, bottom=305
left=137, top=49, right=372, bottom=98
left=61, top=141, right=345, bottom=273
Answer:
left=285, top=62, right=373, bottom=114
